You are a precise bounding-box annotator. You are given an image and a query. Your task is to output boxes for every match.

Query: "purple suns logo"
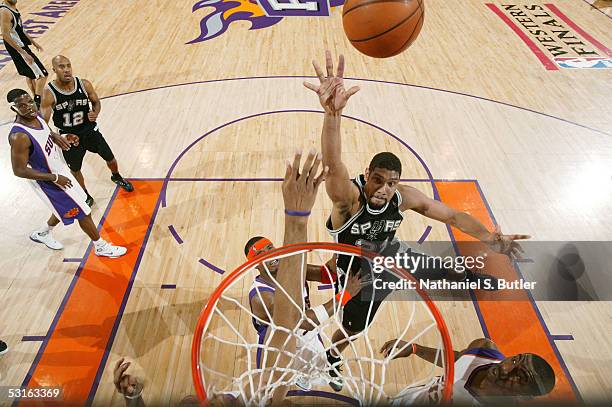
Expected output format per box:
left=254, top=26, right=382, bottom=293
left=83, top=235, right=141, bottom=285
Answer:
left=188, top=0, right=346, bottom=44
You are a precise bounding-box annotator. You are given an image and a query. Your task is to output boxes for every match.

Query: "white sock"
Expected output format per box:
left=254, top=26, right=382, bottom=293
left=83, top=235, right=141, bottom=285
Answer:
left=38, top=224, right=54, bottom=235
left=93, top=238, right=107, bottom=249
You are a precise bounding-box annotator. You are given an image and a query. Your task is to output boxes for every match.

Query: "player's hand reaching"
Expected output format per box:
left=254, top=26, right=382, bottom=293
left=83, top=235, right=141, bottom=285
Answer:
left=282, top=149, right=329, bottom=215
left=380, top=339, right=414, bottom=359
left=303, top=51, right=360, bottom=114
left=66, top=133, right=79, bottom=147
left=51, top=132, right=78, bottom=150
left=344, top=272, right=363, bottom=298
left=113, top=357, right=143, bottom=399
left=485, top=225, right=530, bottom=260
left=54, top=174, right=72, bottom=188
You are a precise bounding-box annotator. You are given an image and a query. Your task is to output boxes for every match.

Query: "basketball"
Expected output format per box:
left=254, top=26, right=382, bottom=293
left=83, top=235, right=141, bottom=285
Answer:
left=342, top=0, right=425, bottom=58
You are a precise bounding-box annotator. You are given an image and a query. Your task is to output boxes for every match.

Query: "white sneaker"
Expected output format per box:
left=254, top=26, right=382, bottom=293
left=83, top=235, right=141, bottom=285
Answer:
left=30, top=231, right=63, bottom=250
left=94, top=241, right=127, bottom=258
left=295, top=375, right=312, bottom=391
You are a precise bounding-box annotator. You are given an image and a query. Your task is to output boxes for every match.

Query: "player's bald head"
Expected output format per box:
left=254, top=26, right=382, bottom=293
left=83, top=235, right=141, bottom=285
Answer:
left=52, top=55, right=71, bottom=68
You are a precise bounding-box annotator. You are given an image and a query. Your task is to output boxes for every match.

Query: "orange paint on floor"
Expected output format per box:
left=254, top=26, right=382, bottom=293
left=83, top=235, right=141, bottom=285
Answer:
left=24, top=180, right=163, bottom=405
left=435, top=181, right=576, bottom=401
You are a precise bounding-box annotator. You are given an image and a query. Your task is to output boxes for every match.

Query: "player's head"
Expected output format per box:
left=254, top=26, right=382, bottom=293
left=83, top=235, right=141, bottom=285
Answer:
left=244, top=236, right=279, bottom=276
left=6, top=0, right=17, bottom=6
left=52, top=55, right=73, bottom=83
left=7, top=89, right=36, bottom=119
left=483, top=353, right=555, bottom=397
left=364, top=152, right=402, bottom=208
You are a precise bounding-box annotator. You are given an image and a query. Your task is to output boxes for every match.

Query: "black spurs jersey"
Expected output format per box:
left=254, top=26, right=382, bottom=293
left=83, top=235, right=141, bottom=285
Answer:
left=326, top=174, right=404, bottom=276
left=48, top=77, right=96, bottom=135
left=0, top=4, right=30, bottom=49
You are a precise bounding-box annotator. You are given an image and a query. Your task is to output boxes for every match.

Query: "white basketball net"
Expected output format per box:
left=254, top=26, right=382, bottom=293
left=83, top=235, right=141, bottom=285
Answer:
left=194, top=245, right=452, bottom=406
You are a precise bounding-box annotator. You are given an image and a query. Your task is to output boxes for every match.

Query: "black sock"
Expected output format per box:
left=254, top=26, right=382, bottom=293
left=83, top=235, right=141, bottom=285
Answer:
left=111, top=172, right=120, bottom=178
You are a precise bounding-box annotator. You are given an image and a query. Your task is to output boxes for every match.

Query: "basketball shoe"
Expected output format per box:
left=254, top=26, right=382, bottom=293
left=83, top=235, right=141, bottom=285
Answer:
left=94, top=240, right=127, bottom=258
left=30, top=231, right=63, bottom=250
left=111, top=174, right=134, bottom=192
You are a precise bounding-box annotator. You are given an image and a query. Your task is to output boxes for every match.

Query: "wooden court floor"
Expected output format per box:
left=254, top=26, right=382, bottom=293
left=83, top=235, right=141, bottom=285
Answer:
left=0, top=0, right=611, bottom=405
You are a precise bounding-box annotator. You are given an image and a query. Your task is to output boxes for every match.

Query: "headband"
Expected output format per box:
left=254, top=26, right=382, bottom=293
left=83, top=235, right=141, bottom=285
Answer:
left=246, top=238, right=273, bottom=261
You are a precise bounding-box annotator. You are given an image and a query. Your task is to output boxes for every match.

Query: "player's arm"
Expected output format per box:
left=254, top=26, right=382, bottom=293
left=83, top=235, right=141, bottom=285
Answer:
left=265, top=151, right=327, bottom=403
left=320, top=112, right=358, bottom=206
left=9, top=132, right=70, bottom=187
left=304, top=52, right=360, bottom=226
left=305, top=258, right=336, bottom=282
left=250, top=292, right=274, bottom=326
left=82, top=79, right=101, bottom=122
left=0, top=9, right=27, bottom=56
left=399, top=184, right=493, bottom=241
left=381, top=337, right=499, bottom=368
left=399, top=185, right=529, bottom=257
left=40, top=86, right=55, bottom=123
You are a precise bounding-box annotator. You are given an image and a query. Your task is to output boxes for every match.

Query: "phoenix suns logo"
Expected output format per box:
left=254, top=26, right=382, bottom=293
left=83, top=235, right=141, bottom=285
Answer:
left=64, top=207, right=80, bottom=218
left=188, top=0, right=346, bottom=44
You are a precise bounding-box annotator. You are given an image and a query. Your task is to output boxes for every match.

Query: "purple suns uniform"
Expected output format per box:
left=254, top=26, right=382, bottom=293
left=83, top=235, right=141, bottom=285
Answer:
left=9, top=115, right=91, bottom=225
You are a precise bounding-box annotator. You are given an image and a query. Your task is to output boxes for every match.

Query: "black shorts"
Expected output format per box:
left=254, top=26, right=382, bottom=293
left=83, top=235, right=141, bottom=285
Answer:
left=5, top=44, right=48, bottom=79
left=62, top=128, right=115, bottom=172
left=338, top=247, right=457, bottom=333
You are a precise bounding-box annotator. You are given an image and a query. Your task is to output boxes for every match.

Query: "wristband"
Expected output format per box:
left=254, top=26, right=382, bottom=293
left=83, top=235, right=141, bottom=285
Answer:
left=53, top=174, right=59, bottom=182
left=412, top=343, right=417, bottom=355
left=320, top=265, right=337, bottom=284
left=284, top=209, right=311, bottom=217
left=335, top=291, right=352, bottom=306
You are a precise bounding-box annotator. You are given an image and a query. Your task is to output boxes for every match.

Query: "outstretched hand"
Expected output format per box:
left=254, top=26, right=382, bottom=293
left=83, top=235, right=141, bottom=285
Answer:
left=486, top=225, right=530, bottom=260
left=380, top=339, right=413, bottom=359
left=113, top=357, right=143, bottom=398
left=303, top=51, right=360, bottom=114
left=282, top=149, right=328, bottom=214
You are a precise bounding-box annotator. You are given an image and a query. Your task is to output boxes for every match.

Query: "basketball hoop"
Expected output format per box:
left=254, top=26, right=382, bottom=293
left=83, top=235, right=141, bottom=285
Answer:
left=192, top=242, right=454, bottom=405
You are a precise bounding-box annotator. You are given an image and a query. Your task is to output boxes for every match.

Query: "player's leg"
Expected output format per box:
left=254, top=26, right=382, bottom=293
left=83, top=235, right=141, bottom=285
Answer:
left=21, top=46, right=48, bottom=108
left=34, top=75, right=48, bottom=101
left=60, top=171, right=127, bottom=258
left=63, top=142, right=94, bottom=206
left=25, top=78, right=36, bottom=96
left=30, top=214, right=63, bottom=250
left=90, top=129, right=134, bottom=192
left=326, top=295, right=384, bottom=391
left=77, top=214, right=127, bottom=258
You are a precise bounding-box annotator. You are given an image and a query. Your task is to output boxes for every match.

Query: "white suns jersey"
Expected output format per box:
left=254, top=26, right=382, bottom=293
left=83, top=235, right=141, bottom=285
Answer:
left=12, top=115, right=69, bottom=175
left=392, top=348, right=505, bottom=406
